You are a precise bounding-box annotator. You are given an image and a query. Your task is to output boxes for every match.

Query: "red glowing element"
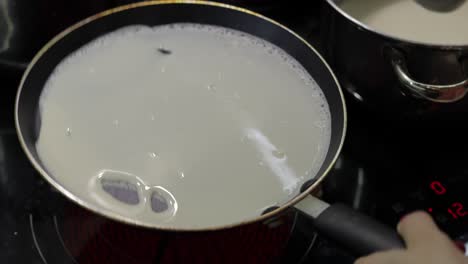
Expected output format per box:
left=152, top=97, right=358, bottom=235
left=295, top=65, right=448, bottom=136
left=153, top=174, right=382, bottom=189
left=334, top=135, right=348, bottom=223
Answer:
left=428, top=208, right=433, bottom=213
left=430, top=181, right=446, bottom=195
left=448, top=208, right=458, bottom=219
left=448, top=203, right=468, bottom=219
left=453, top=202, right=468, bottom=217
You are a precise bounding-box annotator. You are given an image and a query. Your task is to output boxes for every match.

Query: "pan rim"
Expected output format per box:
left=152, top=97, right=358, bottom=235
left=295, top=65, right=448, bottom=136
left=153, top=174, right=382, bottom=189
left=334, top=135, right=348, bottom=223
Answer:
left=14, top=0, right=347, bottom=232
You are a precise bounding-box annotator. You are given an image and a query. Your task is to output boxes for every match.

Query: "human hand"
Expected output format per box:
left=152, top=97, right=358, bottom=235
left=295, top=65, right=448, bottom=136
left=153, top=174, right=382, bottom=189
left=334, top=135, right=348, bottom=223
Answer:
left=355, top=211, right=467, bottom=264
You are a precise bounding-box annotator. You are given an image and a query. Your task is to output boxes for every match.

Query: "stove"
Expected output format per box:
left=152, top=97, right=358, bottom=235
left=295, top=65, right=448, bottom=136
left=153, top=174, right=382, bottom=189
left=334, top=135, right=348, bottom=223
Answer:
left=1, top=1, right=467, bottom=263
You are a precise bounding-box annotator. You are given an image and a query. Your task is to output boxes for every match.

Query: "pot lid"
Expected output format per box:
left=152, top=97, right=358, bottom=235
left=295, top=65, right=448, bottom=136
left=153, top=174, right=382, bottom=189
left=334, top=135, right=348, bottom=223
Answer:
left=331, top=0, right=468, bottom=46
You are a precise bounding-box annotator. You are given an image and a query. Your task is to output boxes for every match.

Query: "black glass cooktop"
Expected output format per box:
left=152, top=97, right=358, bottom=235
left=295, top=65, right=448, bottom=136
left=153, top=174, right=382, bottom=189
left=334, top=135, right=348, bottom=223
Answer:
left=1, top=1, right=467, bottom=263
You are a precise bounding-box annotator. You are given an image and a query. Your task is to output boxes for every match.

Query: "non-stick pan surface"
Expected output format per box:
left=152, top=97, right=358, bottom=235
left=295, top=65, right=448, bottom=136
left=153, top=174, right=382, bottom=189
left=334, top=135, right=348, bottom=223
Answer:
left=16, top=0, right=345, bottom=229
left=16, top=1, right=404, bottom=256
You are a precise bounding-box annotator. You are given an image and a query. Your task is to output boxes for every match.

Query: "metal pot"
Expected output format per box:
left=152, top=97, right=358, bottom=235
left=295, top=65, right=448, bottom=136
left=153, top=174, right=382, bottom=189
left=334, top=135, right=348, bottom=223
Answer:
left=321, top=0, right=468, bottom=120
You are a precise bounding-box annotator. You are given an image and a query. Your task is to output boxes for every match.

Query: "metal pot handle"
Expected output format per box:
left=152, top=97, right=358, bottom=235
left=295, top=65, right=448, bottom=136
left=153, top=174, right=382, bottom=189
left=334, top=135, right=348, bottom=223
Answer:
left=388, top=47, right=468, bottom=103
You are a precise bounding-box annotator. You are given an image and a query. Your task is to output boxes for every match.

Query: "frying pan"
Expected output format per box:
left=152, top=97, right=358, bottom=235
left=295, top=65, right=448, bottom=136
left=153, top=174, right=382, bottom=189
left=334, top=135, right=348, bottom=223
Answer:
left=14, top=0, right=404, bottom=256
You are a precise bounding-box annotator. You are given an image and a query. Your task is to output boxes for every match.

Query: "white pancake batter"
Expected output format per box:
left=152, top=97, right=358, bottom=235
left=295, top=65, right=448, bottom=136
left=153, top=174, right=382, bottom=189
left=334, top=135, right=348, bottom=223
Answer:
left=36, top=23, right=331, bottom=229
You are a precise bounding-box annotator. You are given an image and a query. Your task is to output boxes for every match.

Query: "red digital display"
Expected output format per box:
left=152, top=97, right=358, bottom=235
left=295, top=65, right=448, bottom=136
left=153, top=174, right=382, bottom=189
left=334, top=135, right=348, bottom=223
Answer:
left=448, top=202, right=468, bottom=219
left=427, top=181, right=467, bottom=221
left=430, top=181, right=446, bottom=195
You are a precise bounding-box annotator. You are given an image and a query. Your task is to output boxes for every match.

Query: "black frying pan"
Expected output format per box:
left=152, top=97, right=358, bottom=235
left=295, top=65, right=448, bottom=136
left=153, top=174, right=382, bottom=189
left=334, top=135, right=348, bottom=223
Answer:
left=14, top=0, right=404, bottom=256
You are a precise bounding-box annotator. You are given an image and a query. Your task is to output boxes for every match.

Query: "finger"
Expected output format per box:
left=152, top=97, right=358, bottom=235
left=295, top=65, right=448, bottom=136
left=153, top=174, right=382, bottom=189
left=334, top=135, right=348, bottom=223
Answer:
left=354, top=250, right=406, bottom=264
left=397, top=211, right=447, bottom=249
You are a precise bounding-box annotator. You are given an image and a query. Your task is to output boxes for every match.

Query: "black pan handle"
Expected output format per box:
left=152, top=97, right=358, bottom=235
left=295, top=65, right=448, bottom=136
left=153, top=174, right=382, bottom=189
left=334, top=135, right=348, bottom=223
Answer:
left=295, top=195, right=405, bottom=256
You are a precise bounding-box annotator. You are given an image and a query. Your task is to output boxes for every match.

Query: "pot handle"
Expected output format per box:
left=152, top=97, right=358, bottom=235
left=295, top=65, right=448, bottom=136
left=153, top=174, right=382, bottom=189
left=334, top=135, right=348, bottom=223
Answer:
left=388, top=47, right=468, bottom=103
left=294, top=195, right=405, bottom=256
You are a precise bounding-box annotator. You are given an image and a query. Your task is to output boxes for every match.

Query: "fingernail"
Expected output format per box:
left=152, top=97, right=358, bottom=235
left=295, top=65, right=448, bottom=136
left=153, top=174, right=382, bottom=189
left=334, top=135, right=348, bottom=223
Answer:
left=454, top=240, right=466, bottom=253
